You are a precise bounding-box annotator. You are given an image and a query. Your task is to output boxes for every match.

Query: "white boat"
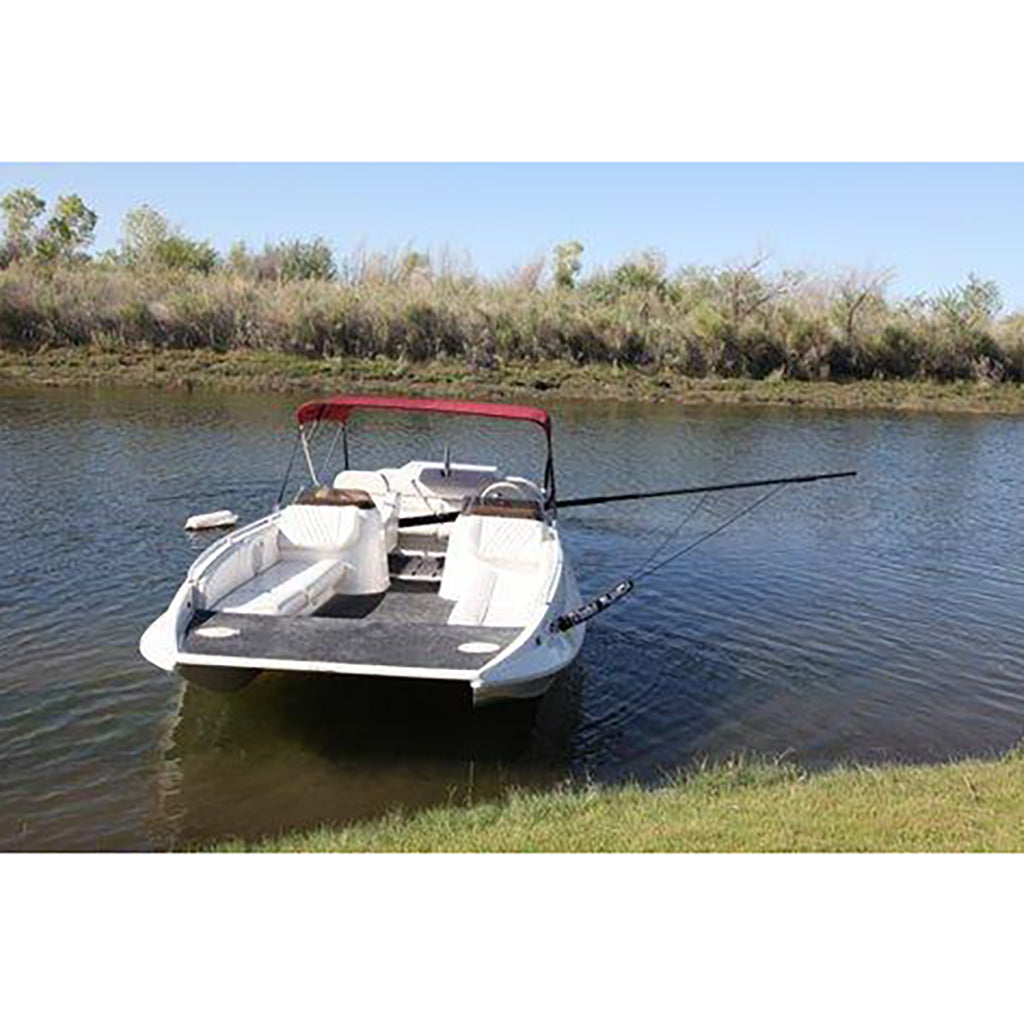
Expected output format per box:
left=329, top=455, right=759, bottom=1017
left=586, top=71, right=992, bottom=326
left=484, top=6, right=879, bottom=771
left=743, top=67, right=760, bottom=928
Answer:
left=140, top=395, right=585, bottom=706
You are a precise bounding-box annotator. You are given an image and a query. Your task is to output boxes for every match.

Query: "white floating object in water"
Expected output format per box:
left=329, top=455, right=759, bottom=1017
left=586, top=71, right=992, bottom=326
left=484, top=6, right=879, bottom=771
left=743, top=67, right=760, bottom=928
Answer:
left=185, top=509, right=238, bottom=531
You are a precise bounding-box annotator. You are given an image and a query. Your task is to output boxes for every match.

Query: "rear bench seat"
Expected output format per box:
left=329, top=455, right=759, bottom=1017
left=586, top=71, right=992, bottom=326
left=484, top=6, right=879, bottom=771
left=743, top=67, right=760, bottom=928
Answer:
left=200, top=488, right=388, bottom=617
left=216, top=559, right=346, bottom=616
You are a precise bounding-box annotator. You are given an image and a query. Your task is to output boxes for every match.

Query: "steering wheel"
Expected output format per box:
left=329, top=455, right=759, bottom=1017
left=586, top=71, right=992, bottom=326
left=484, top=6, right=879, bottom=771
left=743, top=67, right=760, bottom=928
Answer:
left=479, top=479, right=533, bottom=503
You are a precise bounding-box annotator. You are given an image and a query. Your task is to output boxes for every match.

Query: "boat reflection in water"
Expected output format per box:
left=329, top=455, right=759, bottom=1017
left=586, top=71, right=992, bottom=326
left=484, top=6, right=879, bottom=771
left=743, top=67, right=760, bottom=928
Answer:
left=155, top=664, right=584, bottom=849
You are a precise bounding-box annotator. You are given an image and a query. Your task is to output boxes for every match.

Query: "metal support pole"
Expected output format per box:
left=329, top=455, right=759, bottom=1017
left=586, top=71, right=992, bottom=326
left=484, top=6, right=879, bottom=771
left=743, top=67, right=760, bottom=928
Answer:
left=299, top=426, right=320, bottom=485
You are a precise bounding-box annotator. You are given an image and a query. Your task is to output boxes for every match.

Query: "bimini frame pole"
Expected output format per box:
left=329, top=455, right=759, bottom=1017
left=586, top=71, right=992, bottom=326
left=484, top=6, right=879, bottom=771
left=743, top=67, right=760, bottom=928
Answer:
left=299, top=424, right=320, bottom=485
left=543, top=429, right=556, bottom=508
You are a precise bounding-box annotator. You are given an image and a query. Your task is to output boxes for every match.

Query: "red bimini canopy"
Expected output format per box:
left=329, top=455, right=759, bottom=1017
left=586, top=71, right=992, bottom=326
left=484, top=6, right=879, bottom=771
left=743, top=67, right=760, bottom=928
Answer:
left=295, top=395, right=551, bottom=437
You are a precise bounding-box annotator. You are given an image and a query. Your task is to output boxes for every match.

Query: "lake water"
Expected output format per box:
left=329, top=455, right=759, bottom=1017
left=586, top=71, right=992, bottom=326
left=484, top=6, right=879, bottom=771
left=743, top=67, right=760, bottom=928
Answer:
left=3, top=384, right=1024, bottom=850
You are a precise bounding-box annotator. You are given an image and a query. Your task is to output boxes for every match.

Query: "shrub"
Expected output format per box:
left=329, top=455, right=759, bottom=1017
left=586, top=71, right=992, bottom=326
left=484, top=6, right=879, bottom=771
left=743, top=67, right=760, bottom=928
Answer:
left=255, top=238, right=337, bottom=282
left=743, top=329, right=787, bottom=379
left=553, top=241, right=583, bottom=289
left=870, top=326, right=923, bottom=379
left=0, top=254, right=1020, bottom=389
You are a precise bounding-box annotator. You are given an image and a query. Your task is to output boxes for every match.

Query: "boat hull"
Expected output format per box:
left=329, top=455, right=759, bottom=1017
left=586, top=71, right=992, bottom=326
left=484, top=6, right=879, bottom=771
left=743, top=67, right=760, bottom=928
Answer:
left=177, top=663, right=260, bottom=693
left=173, top=648, right=582, bottom=705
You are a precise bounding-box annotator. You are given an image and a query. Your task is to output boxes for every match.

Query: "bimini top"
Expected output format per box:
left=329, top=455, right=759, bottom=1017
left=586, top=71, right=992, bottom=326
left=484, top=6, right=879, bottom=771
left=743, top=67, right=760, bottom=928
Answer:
left=295, top=395, right=551, bottom=436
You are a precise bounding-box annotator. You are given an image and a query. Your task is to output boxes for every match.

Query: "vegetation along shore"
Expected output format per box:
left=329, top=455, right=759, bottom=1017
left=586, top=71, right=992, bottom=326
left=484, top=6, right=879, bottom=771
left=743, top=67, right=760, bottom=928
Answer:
left=211, top=746, right=1024, bottom=853
left=2, top=187, right=1024, bottom=414
left=7, top=347, right=1024, bottom=415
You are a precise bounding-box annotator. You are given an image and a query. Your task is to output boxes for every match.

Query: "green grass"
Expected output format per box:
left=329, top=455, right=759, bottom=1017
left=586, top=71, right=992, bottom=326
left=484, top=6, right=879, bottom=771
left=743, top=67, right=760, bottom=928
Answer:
left=212, top=748, right=1024, bottom=852
left=6, top=345, right=1024, bottom=415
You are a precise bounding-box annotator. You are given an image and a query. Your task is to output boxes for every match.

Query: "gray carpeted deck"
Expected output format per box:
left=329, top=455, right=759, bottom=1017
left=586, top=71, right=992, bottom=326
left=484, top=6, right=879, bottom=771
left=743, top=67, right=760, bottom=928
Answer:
left=181, top=597, right=520, bottom=672
left=315, top=581, right=452, bottom=624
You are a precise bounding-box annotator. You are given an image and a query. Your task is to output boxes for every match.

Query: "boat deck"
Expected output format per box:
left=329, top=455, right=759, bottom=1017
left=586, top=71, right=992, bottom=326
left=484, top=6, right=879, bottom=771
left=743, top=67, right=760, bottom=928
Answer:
left=179, top=583, right=520, bottom=675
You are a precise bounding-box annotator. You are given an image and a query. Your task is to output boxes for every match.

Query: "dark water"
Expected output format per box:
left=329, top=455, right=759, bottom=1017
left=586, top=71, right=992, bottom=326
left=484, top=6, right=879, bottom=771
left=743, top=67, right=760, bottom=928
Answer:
left=3, top=385, right=1024, bottom=851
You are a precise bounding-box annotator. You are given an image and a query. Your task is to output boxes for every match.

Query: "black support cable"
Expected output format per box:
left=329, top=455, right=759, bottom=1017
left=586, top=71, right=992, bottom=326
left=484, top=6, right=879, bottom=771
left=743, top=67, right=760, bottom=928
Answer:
left=632, top=483, right=786, bottom=581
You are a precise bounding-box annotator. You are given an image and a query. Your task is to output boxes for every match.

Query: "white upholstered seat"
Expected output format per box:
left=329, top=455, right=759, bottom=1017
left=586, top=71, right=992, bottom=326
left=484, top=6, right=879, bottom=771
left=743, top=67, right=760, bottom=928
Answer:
left=196, top=499, right=387, bottom=617
left=215, top=559, right=346, bottom=616
left=277, top=503, right=362, bottom=553
left=442, top=515, right=554, bottom=627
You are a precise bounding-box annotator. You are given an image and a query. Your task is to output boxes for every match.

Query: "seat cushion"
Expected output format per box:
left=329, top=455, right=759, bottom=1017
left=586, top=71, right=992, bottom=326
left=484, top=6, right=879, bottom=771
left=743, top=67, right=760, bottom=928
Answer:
left=475, top=517, right=547, bottom=566
left=447, top=567, right=497, bottom=626
left=277, top=503, right=362, bottom=552
left=440, top=514, right=551, bottom=602
left=446, top=565, right=544, bottom=628
left=196, top=533, right=279, bottom=608
left=215, top=559, right=346, bottom=616
left=483, top=567, right=543, bottom=627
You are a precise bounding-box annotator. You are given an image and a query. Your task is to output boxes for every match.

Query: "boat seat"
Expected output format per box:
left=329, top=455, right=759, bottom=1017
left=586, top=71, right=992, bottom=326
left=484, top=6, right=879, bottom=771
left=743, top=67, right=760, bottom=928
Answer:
left=447, top=564, right=544, bottom=628
left=447, top=566, right=497, bottom=626
left=276, top=500, right=390, bottom=594
left=441, top=513, right=554, bottom=627
left=331, top=471, right=401, bottom=552
left=463, top=497, right=544, bottom=521
left=215, top=558, right=347, bottom=616
left=331, top=470, right=391, bottom=496
left=295, top=485, right=376, bottom=509
left=443, top=515, right=550, bottom=574
left=278, top=501, right=364, bottom=553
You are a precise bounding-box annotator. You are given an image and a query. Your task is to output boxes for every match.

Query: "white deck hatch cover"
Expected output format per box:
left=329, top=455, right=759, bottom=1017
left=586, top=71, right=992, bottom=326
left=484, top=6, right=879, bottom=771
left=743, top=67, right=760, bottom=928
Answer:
left=457, top=641, right=501, bottom=654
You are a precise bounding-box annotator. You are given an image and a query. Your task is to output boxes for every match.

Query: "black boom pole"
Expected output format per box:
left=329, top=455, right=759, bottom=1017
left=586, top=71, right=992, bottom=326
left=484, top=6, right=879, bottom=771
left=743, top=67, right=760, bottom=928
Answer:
left=396, top=470, right=856, bottom=528
left=554, top=470, right=857, bottom=509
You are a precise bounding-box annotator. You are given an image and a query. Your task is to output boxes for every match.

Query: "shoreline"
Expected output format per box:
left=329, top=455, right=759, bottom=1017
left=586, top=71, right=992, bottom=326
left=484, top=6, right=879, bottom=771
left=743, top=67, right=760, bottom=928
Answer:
left=5, top=347, right=1024, bottom=415
left=211, top=747, right=1024, bottom=852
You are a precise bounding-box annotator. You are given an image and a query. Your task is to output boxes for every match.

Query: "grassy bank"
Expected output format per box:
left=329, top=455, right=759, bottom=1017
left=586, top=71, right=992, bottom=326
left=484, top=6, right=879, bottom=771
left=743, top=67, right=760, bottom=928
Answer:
left=213, top=748, right=1024, bottom=852
left=6, top=345, right=1024, bottom=415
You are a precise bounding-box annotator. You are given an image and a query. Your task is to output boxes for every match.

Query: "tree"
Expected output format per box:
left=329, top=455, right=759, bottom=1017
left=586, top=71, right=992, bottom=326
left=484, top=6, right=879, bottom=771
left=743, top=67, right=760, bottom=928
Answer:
left=832, top=268, right=893, bottom=346
left=1, top=188, right=98, bottom=264
left=120, top=204, right=172, bottom=267
left=1, top=188, right=46, bottom=260
left=119, top=204, right=218, bottom=273
left=934, top=273, right=1002, bottom=336
left=153, top=236, right=219, bottom=274
left=280, top=238, right=335, bottom=281
left=255, top=238, right=337, bottom=282
left=36, top=194, right=98, bottom=262
left=553, top=240, right=583, bottom=289
left=611, top=249, right=669, bottom=296
left=716, top=255, right=801, bottom=331
left=226, top=241, right=254, bottom=277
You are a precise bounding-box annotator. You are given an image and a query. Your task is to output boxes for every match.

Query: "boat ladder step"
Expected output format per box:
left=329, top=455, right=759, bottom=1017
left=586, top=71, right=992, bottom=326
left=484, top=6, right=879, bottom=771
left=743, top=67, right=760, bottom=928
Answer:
left=389, top=552, right=446, bottom=582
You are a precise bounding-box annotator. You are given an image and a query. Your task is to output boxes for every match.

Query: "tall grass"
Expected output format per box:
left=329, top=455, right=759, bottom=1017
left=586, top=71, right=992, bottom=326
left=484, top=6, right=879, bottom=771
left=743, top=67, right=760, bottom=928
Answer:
left=2, top=256, right=1022, bottom=383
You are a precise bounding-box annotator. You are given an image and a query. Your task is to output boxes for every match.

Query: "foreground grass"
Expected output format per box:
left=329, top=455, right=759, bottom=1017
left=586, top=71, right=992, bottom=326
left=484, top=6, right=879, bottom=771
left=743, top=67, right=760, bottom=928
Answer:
left=213, top=749, right=1024, bottom=852
left=6, top=346, right=1024, bottom=415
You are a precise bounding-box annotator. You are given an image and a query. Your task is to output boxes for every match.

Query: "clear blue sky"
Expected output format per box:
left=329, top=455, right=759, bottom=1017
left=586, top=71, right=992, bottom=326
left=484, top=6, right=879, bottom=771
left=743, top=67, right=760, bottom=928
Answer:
left=2, top=163, right=1021, bottom=309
